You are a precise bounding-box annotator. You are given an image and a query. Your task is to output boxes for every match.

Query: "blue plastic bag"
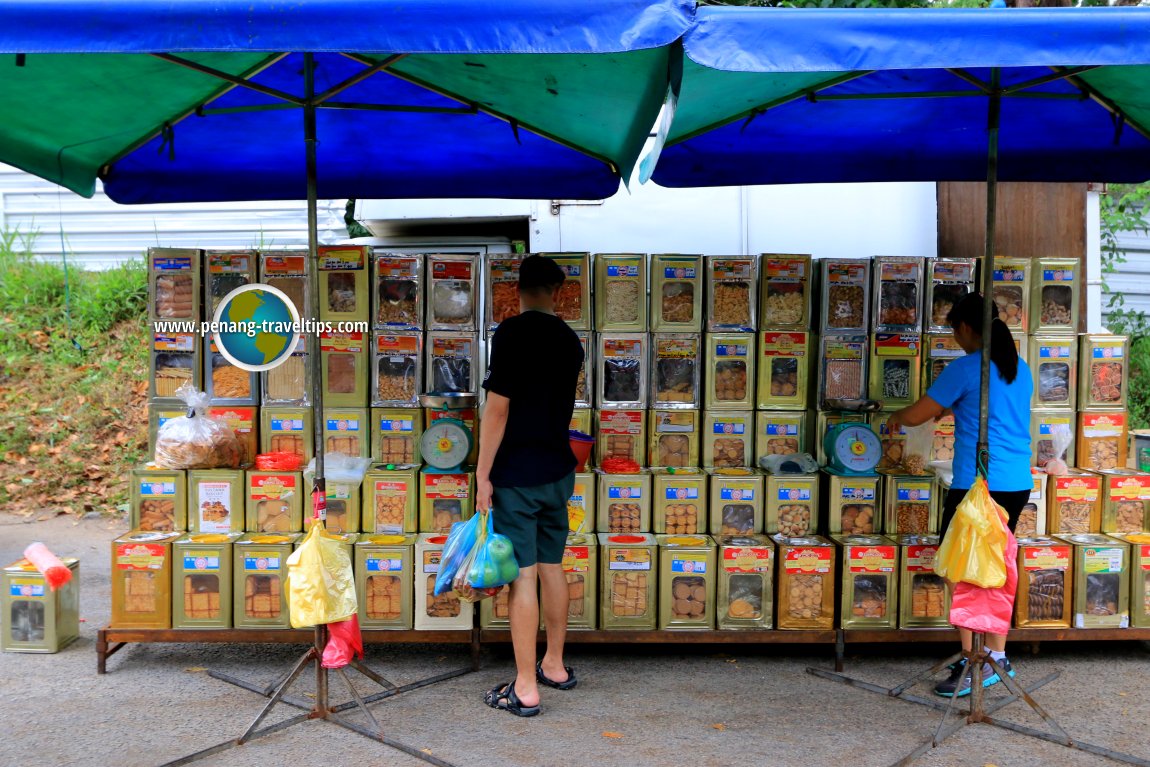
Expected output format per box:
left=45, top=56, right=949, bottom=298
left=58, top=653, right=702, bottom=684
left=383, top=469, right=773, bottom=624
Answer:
left=433, top=514, right=481, bottom=596
left=467, top=512, right=520, bottom=589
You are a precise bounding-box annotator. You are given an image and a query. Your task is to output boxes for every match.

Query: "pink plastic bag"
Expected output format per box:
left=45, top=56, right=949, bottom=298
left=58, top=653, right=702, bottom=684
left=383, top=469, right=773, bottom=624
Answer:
left=322, top=614, right=364, bottom=669
left=949, top=529, right=1018, bottom=635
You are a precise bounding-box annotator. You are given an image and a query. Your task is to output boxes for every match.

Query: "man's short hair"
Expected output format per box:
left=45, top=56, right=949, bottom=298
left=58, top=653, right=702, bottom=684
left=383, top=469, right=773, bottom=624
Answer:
left=518, top=255, right=566, bottom=295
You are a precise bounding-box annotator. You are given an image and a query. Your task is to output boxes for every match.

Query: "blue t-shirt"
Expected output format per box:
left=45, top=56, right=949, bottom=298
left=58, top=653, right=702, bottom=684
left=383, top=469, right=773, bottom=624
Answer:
left=926, top=352, right=1033, bottom=492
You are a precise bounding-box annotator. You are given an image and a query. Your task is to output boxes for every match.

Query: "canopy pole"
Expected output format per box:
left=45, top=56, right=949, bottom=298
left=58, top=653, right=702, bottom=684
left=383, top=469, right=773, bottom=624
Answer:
left=977, top=68, right=1001, bottom=469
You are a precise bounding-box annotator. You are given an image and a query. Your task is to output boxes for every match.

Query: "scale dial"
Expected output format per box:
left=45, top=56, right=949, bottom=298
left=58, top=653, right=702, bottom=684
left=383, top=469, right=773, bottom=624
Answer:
left=420, top=418, right=473, bottom=470
left=827, top=424, right=881, bottom=474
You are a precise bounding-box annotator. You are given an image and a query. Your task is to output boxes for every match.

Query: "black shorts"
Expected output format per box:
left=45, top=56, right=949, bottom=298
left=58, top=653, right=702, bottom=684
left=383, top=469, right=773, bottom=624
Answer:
left=491, top=472, right=575, bottom=568
left=939, top=487, right=1031, bottom=538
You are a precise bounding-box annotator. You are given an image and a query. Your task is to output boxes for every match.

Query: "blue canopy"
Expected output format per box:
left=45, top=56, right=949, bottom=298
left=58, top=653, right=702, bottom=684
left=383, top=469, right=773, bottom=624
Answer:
left=0, top=0, right=693, bottom=202
left=651, top=7, right=1150, bottom=188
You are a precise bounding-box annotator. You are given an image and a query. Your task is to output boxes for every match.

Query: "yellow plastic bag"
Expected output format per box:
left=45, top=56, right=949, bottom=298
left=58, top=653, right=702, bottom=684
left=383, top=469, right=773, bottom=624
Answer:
left=286, top=523, right=358, bottom=628
left=934, top=477, right=1009, bottom=588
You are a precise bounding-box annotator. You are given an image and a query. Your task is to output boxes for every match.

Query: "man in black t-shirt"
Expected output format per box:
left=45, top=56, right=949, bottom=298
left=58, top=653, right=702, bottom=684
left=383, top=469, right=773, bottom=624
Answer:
left=479, top=255, right=584, bottom=718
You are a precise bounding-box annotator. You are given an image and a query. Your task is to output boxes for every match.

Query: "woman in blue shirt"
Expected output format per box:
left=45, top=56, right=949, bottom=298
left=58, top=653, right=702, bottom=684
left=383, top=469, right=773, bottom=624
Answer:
left=887, top=292, right=1032, bottom=698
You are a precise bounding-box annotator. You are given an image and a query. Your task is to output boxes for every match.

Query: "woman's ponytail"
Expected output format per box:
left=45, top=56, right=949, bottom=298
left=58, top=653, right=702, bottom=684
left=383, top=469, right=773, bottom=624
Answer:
left=945, top=292, right=1019, bottom=384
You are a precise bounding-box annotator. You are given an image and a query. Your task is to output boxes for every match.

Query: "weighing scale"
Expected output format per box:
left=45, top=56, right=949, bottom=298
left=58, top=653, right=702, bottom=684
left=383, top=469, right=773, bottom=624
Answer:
left=823, top=422, right=882, bottom=476
left=419, top=393, right=476, bottom=472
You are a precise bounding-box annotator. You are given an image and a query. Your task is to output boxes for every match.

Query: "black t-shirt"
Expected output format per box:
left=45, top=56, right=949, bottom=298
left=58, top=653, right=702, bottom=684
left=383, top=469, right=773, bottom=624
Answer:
left=482, top=310, right=584, bottom=488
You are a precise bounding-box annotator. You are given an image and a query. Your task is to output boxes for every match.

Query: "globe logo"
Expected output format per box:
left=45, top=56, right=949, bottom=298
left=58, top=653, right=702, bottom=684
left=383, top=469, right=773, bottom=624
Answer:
left=212, top=284, right=301, bottom=372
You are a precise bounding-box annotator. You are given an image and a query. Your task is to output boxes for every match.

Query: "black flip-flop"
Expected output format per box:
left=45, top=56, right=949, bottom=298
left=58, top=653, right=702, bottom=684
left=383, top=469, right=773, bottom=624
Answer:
left=536, top=661, right=578, bottom=691
left=484, top=681, right=541, bottom=717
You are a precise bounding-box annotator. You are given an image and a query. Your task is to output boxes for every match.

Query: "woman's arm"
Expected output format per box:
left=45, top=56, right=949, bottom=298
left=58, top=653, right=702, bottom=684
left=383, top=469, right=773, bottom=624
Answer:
left=886, top=395, right=945, bottom=433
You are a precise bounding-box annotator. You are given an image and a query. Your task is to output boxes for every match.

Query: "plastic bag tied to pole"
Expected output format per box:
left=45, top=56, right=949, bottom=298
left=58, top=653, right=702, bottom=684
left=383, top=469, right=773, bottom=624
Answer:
left=23, top=542, right=72, bottom=590
left=322, top=613, right=364, bottom=669
left=286, top=523, right=358, bottom=628
left=934, top=477, right=1009, bottom=589
left=433, top=510, right=520, bottom=601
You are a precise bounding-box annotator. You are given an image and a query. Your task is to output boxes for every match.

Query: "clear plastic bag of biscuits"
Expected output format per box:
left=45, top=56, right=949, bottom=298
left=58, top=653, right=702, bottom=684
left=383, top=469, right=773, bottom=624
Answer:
left=154, top=383, right=242, bottom=469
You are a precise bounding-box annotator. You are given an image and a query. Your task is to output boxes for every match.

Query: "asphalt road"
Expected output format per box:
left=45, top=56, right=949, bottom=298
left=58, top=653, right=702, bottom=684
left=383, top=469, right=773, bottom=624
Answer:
left=1, top=513, right=1147, bottom=767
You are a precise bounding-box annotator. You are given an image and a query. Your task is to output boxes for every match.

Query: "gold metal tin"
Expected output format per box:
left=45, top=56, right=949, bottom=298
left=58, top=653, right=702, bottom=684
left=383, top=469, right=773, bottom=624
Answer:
left=651, top=333, right=702, bottom=409
left=1079, top=334, right=1129, bottom=410
left=538, top=252, right=591, bottom=330
left=259, top=251, right=311, bottom=323
left=130, top=466, right=187, bottom=532
left=818, top=335, right=868, bottom=409
left=1048, top=470, right=1103, bottom=535
left=372, top=332, right=422, bottom=407
left=815, top=411, right=869, bottom=466
left=755, top=410, right=810, bottom=465
left=305, top=480, right=361, bottom=533
left=321, top=407, right=370, bottom=459
left=561, top=534, right=599, bottom=629
left=868, top=333, right=922, bottom=410
left=1078, top=411, right=1128, bottom=472
left=234, top=532, right=301, bottom=629
left=206, top=405, right=258, bottom=469
left=173, top=532, right=241, bottom=629
left=426, top=253, right=479, bottom=332
left=318, top=245, right=370, bottom=324
left=1031, top=258, right=1080, bottom=334
left=775, top=535, right=835, bottom=630
left=766, top=474, right=820, bottom=537
left=2, top=558, right=80, bottom=653
left=702, top=411, right=754, bottom=469
left=568, top=472, right=597, bottom=534
left=896, top=534, right=950, bottom=628
left=1033, top=409, right=1076, bottom=471
left=598, top=532, right=658, bottom=630
left=425, top=331, right=478, bottom=395
left=759, top=254, right=812, bottom=330
left=148, top=247, right=201, bottom=323
left=648, top=410, right=701, bottom=468
left=652, top=469, right=708, bottom=535
left=1030, top=334, right=1077, bottom=410
left=596, top=471, right=652, bottom=534
left=868, top=412, right=908, bottom=472
left=717, top=534, right=774, bottom=629
left=882, top=471, right=938, bottom=536
left=706, top=256, right=758, bottom=332
left=260, top=406, right=313, bottom=467
left=1110, top=533, right=1150, bottom=628
left=1097, top=469, right=1150, bottom=534
left=1014, top=537, right=1073, bottom=629
left=373, top=253, right=423, bottom=331
left=1016, top=473, right=1048, bottom=538
left=819, top=258, right=871, bottom=335
left=261, top=335, right=311, bottom=406
left=705, top=333, right=755, bottom=411
left=187, top=469, right=245, bottom=534
left=570, top=408, right=593, bottom=437
left=929, top=415, right=956, bottom=464
left=363, top=465, right=419, bottom=534
left=872, top=256, right=924, bottom=333
left=320, top=330, right=369, bottom=407
left=757, top=331, right=812, bottom=411
left=596, top=409, right=647, bottom=466
left=205, top=337, right=259, bottom=406
left=414, top=533, right=474, bottom=630
left=111, top=530, right=182, bottom=629
left=991, top=256, right=1031, bottom=333
left=204, top=249, right=257, bottom=318
left=149, top=329, right=201, bottom=404
left=245, top=470, right=303, bottom=533
left=923, top=333, right=964, bottom=390
left=372, top=407, right=423, bottom=466
left=709, top=468, right=764, bottom=536
left=419, top=470, right=474, bottom=534
left=835, top=534, right=898, bottom=630
left=651, top=254, right=703, bottom=331
left=355, top=533, right=416, bottom=629
left=1058, top=534, right=1131, bottom=629
left=575, top=331, right=593, bottom=407
left=594, top=253, right=648, bottom=332
left=484, top=254, right=524, bottom=333
left=657, top=535, right=716, bottom=630
left=825, top=472, right=882, bottom=535
left=924, top=257, right=976, bottom=333
left=597, top=333, right=647, bottom=409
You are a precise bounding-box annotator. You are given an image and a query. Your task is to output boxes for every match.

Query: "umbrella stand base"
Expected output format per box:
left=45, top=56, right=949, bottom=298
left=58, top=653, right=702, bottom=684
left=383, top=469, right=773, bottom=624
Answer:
left=158, top=639, right=474, bottom=767
left=807, top=652, right=1150, bottom=767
